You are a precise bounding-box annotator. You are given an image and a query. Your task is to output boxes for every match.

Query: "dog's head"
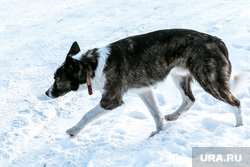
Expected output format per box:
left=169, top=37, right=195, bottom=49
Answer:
left=45, top=42, right=88, bottom=98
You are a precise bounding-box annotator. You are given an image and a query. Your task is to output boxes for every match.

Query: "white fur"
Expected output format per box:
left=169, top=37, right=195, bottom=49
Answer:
left=91, top=46, right=110, bottom=93
left=78, top=45, right=110, bottom=93
left=66, top=103, right=112, bottom=136
left=165, top=71, right=194, bottom=120
left=128, top=86, right=152, bottom=95
left=138, top=89, right=164, bottom=137
left=229, top=106, right=243, bottom=127
left=170, top=66, right=190, bottom=76
left=128, top=67, right=190, bottom=95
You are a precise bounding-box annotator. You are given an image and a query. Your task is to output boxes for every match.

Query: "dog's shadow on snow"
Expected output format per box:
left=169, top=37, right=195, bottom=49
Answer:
left=37, top=94, right=51, bottom=101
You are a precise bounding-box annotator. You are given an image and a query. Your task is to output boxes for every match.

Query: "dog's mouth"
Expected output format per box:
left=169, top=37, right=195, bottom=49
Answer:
left=45, top=84, right=68, bottom=98
left=45, top=84, right=54, bottom=98
left=45, top=89, right=56, bottom=98
left=45, top=84, right=52, bottom=97
left=45, top=88, right=70, bottom=98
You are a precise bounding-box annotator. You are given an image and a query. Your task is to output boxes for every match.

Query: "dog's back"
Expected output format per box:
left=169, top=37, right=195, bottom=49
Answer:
left=105, top=29, right=231, bottom=98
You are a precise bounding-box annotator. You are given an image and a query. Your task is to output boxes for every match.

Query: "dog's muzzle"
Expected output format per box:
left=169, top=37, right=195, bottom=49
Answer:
left=45, top=85, right=55, bottom=98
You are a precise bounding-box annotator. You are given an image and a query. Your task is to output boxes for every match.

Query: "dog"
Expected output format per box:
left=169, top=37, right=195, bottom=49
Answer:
left=46, top=29, right=244, bottom=137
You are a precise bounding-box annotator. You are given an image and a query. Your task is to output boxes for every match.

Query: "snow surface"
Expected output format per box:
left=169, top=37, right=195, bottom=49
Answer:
left=1, top=0, right=250, bottom=166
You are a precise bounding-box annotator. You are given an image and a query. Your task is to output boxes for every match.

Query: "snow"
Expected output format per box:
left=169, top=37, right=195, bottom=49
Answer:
left=0, top=0, right=250, bottom=166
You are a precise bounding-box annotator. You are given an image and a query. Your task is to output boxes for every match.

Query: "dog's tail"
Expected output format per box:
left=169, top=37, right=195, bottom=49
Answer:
left=230, top=72, right=250, bottom=93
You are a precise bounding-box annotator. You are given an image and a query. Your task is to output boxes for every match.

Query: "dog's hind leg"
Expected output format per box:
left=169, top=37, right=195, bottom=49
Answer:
left=138, top=89, right=164, bottom=137
left=197, top=80, right=243, bottom=127
left=66, top=103, right=112, bottom=137
left=229, top=105, right=243, bottom=127
left=165, top=74, right=195, bottom=121
left=190, top=56, right=243, bottom=127
left=198, top=82, right=243, bottom=127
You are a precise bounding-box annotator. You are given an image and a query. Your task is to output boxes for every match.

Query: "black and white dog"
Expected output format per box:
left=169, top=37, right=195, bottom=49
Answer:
left=46, top=29, right=244, bottom=137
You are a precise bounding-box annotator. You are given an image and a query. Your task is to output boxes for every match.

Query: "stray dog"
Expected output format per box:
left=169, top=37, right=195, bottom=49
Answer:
left=46, top=29, right=244, bottom=137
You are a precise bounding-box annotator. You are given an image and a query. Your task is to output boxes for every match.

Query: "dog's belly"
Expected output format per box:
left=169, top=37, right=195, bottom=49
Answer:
left=127, top=86, right=153, bottom=95
left=126, top=67, right=190, bottom=95
left=170, top=66, right=190, bottom=76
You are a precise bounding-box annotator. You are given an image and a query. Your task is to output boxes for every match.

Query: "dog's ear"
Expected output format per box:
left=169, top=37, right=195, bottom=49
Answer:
left=65, top=56, right=78, bottom=73
left=67, top=41, right=80, bottom=56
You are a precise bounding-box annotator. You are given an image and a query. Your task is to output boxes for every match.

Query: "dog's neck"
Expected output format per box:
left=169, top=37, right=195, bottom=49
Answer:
left=77, top=48, right=100, bottom=95
left=86, top=72, right=93, bottom=95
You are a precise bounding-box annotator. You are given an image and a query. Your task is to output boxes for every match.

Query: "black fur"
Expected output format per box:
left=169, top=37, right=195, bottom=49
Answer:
left=47, top=29, right=240, bottom=110
left=179, top=76, right=195, bottom=102
left=45, top=43, right=99, bottom=98
left=67, top=41, right=81, bottom=56
left=100, top=29, right=239, bottom=109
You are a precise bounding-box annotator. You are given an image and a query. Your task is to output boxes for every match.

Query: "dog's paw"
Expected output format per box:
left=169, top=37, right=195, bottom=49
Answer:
left=66, top=127, right=79, bottom=137
left=149, top=130, right=160, bottom=138
left=235, top=123, right=243, bottom=127
left=164, top=114, right=179, bottom=121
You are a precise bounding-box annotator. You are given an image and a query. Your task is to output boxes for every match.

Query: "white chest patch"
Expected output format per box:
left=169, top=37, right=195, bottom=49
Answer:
left=170, top=66, right=190, bottom=76
left=91, top=46, right=110, bottom=93
left=77, top=45, right=110, bottom=93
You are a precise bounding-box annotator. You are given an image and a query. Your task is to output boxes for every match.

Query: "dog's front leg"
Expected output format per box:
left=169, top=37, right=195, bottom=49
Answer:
left=138, top=89, right=164, bottom=137
left=66, top=103, right=111, bottom=137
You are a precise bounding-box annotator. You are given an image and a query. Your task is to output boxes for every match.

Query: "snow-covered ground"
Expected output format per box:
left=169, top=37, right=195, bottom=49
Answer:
left=1, top=0, right=250, bottom=166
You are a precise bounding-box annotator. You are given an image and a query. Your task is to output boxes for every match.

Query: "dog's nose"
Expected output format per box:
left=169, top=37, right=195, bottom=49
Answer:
left=45, top=90, right=49, bottom=96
